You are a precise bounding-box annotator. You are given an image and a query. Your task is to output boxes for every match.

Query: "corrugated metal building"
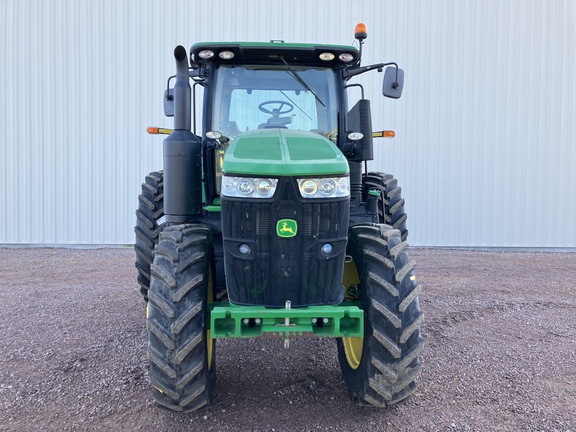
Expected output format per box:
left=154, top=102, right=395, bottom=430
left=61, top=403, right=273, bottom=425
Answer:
left=1, top=0, right=575, bottom=248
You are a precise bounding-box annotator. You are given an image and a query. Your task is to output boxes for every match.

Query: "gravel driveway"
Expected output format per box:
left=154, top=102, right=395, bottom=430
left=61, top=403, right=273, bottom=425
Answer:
left=1, top=247, right=575, bottom=431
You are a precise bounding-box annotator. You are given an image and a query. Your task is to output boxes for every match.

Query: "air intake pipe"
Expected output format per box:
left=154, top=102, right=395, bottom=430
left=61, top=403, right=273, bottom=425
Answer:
left=163, top=45, right=203, bottom=222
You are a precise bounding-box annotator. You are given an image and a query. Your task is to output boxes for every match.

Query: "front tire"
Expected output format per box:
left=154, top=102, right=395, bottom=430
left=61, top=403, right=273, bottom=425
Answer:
left=337, top=224, right=424, bottom=406
left=147, top=224, right=216, bottom=412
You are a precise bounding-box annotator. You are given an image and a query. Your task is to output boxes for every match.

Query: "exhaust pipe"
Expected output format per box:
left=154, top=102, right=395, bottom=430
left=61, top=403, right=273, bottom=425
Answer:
left=173, top=45, right=191, bottom=131
left=163, top=45, right=203, bottom=222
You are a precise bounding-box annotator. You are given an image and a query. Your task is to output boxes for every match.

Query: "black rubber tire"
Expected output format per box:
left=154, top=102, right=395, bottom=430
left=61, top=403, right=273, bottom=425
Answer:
left=147, top=224, right=216, bottom=412
left=363, top=172, right=408, bottom=241
left=337, top=224, right=424, bottom=406
left=134, top=171, right=165, bottom=300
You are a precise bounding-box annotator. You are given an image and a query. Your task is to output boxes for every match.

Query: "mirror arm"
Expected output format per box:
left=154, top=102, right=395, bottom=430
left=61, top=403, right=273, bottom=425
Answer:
left=345, top=62, right=399, bottom=85
left=166, top=67, right=206, bottom=102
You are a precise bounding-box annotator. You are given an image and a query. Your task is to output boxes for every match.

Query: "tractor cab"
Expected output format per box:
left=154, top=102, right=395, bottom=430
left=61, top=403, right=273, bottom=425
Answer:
left=163, top=39, right=403, bottom=208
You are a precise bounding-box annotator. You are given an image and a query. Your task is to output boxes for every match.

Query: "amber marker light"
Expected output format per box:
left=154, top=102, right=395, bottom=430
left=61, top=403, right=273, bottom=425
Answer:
left=147, top=127, right=173, bottom=135
left=373, top=130, right=395, bottom=138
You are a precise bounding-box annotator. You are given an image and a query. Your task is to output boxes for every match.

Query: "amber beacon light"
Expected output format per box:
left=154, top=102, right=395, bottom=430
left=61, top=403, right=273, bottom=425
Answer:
left=355, top=23, right=368, bottom=40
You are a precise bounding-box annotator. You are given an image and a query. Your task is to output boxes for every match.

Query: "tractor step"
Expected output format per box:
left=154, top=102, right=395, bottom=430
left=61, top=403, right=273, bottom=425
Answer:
left=209, top=302, right=363, bottom=339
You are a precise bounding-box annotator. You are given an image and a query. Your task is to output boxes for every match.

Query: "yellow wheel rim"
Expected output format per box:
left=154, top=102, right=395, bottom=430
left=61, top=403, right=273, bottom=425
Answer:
left=207, top=330, right=213, bottom=369
left=207, top=266, right=214, bottom=369
left=343, top=337, right=363, bottom=369
left=342, top=259, right=363, bottom=369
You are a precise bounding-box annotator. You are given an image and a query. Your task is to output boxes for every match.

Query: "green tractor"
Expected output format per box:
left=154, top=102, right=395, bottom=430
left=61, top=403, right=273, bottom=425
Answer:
left=135, top=23, right=424, bottom=412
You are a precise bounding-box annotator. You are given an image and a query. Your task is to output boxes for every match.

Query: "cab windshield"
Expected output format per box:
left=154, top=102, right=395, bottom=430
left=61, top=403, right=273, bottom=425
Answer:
left=212, top=65, right=339, bottom=138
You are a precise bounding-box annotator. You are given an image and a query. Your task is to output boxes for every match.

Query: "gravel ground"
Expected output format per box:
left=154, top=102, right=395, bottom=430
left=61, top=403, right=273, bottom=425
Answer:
left=0, top=247, right=575, bottom=431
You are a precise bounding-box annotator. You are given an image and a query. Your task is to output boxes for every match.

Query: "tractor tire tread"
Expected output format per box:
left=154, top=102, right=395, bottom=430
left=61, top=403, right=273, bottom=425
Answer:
left=363, top=172, right=408, bottom=241
left=134, top=170, right=165, bottom=300
left=147, top=224, right=215, bottom=412
left=337, top=224, right=424, bottom=407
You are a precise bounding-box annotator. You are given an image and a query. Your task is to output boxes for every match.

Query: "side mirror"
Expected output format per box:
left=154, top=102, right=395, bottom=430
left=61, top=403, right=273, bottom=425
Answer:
left=164, top=88, right=174, bottom=117
left=382, top=67, right=404, bottom=99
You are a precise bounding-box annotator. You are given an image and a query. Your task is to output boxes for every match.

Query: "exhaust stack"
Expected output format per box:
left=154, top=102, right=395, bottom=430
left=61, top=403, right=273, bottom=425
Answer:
left=173, top=45, right=191, bottom=131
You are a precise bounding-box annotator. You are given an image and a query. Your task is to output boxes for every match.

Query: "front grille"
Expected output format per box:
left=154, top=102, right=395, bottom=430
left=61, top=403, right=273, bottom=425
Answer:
left=221, top=177, right=349, bottom=307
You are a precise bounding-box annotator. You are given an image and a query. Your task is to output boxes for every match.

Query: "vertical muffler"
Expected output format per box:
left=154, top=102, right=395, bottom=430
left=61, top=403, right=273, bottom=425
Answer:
left=163, top=45, right=203, bottom=222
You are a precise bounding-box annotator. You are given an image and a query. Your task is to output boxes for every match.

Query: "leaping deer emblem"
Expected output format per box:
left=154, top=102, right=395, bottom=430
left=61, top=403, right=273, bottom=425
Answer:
left=279, top=222, right=295, bottom=235
left=277, top=219, right=297, bottom=237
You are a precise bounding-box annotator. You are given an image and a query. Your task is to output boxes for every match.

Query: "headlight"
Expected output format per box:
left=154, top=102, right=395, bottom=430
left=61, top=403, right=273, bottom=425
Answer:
left=300, top=179, right=317, bottom=197
left=218, top=50, right=235, bottom=60
left=339, top=53, right=355, bottom=63
left=221, top=175, right=278, bottom=199
left=297, top=176, right=350, bottom=199
left=198, top=50, right=215, bottom=59
left=319, top=52, right=335, bottom=61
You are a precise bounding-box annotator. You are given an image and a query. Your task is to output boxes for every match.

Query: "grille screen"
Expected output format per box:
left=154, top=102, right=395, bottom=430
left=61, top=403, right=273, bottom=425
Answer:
left=221, top=178, right=349, bottom=307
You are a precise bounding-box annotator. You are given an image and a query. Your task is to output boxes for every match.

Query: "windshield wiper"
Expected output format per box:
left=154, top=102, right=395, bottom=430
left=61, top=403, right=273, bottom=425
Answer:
left=280, top=90, right=313, bottom=121
left=279, top=56, right=325, bottom=107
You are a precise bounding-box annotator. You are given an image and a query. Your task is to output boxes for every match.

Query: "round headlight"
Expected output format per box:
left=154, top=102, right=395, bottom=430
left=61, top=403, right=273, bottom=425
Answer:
left=319, top=178, right=336, bottom=196
left=300, top=179, right=318, bottom=197
left=198, top=50, right=215, bottom=59
left=256, top=179, right=273, bottom=197
left=237, top=178, right=255, bottom=195
left=223, top=176, right=236, bottom=191
left=338, top=177, right=349, bottom=194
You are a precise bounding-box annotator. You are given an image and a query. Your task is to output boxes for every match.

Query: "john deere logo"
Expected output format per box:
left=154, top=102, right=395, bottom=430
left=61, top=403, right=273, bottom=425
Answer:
left=276, top=219, right=298, bottom=238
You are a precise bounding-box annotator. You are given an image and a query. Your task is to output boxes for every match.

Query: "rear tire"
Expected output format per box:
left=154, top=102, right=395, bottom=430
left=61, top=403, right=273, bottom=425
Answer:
left=363, top=172, right=408, bottom=241
left=147, top=224, right=216, bottom=412
left=337, top=224, right=424, bottom=406
left=134, top=171, right=165, bottom=300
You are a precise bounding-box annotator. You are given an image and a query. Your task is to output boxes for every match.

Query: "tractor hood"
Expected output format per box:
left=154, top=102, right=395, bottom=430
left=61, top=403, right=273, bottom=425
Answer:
left=222, top=129, right=349, bottom=177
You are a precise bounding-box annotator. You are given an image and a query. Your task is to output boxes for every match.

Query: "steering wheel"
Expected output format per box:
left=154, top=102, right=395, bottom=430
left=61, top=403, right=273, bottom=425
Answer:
left=327, top=129, right=338, bottom=143
left=258, top=100, right=294, bottom=116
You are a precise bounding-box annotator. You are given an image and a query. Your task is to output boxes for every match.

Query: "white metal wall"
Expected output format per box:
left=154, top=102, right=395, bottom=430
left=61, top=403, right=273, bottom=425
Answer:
left=1, top=0, right=575, bottom=247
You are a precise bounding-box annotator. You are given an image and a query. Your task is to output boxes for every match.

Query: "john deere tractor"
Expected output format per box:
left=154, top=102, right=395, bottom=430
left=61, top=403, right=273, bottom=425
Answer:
left=135, top=23, right=424, bottom=412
